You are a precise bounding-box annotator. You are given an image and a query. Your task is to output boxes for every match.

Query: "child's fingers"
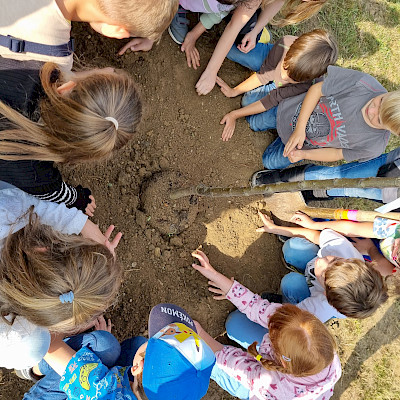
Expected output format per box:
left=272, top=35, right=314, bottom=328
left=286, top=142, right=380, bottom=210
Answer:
left=110, top=231, right=123, bottom=248
left=256, top=227, right=267, bottom=232
left=208, top=287, right=224, bottom=295
left=213, top=294, right=226, bottom=300
left=104, top=225, right=115, bottom=239
left=258, top=210, right=271, bottom=224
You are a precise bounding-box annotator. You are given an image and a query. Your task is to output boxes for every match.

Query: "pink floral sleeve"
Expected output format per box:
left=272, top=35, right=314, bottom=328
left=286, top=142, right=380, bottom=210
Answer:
left=215, top=345, right=284, bottom=400
left=226, top=281, right=282, bottom=328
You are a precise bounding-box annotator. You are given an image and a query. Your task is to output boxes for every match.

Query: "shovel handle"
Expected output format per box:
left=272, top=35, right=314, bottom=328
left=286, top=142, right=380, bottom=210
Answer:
left=302, top=207, right=400, bottom=222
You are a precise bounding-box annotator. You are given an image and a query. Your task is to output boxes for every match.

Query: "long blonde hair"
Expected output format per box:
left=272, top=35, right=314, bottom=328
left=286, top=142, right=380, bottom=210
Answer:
left=262, top=0, right=328, bottom=26
left=0, top=63, right=142, bottom=164
left=248, top=304, right=336, bottom=377
left=0, top=212, right=122, bottom=333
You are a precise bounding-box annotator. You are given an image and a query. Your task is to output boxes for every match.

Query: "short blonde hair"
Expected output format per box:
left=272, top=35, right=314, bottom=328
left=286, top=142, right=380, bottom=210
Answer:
left=325, top=258, right=388, bottom=319
left=380, top=90, right=400, bottom=135
left=0, top=212, right=122, bottom=333
left=97, top=0, right=179, bottom=41
left=248, top=304, right=336, bottom=377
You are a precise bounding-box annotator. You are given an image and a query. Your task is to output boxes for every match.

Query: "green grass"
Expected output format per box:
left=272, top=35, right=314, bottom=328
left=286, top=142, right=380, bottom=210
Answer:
left=270, top=2, right=400, bottom=399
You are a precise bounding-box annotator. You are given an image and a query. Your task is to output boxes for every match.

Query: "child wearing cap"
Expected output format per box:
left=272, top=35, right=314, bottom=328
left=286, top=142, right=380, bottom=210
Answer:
left=192, top=250, right=341, bottom=400
left=23, top=304, right=215, bottom=400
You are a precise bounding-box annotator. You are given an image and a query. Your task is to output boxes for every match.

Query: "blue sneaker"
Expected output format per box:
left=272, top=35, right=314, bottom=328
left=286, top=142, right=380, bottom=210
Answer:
left=168, top=6, right=189, bottom=45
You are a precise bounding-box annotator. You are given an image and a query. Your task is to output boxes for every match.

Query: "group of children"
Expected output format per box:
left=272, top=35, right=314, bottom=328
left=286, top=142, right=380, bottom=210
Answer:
left=0, top=0, right=399, bottom=399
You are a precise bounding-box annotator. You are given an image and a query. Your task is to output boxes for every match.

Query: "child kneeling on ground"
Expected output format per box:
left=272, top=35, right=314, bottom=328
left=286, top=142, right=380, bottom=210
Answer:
left=192, top=250, right=341, bottom=400
left=217, top=29, right=338, bottom=141
left=23, top=304, right=216, bottom=400
left=256, top=211, right=389, bottom=322
left=249, top=67, right=400, bottom=171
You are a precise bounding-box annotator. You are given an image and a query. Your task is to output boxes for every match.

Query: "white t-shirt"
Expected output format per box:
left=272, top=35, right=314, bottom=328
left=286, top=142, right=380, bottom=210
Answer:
left=0, top=0, right=72, bottom=70
left=0, top=316, right=51, bottom=369
left=297, top=229, right=364, bottom=323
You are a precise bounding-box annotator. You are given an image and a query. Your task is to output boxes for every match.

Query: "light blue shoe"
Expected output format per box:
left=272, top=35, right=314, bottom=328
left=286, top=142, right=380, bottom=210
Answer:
left=168, top=6, right=189, bottom=45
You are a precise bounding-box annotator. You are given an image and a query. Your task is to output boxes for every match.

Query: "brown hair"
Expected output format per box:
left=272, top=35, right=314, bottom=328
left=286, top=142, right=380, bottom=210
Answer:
left=283, top=29, right=338, bottom=82
left=248, top=304, right=336, bottom=377
left=96, top=0, right=179, bottom=41
left=325, top=258, right=388, bottom=319
left=380, top=90, right=400, bottom=135
left=0, top=63, right=142, bottom=164
left=0, top=213, right=122, bottom=333
left=262, top=0, right=328, bottom=26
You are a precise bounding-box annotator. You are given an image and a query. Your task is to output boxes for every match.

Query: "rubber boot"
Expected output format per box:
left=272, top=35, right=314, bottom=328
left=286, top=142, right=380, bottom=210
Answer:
left=251, top=164, right=312, bottom=187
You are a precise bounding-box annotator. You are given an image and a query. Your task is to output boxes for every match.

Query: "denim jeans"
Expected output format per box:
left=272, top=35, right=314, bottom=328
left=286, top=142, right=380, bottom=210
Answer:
left=227, top=42, right=274, bottom=72
left=262, top=137, right=292, bottom=169
left=23, top=331, right=121, bottom=400
left=305, top=153, right=388, bottom=201
left=211, top=309, right=269, bottom=400
left=280, top=237, right=319, bottom=304
left=227, top=42, right=278, bottom=133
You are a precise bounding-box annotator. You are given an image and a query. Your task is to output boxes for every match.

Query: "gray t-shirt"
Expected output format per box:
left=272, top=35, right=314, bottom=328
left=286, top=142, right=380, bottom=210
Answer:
left=276, top=66, right=390, bottom=162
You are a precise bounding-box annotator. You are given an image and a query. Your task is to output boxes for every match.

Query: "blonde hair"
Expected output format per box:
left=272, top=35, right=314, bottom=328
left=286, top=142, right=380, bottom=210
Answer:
left=380, top=90, right=400, bottom=135
left=262, top=0, right=328, bottom=26
left=325, top=258, right=388, bottom=319
left=0, top=212, right=122, bottom=333
left=96, top=0, right=179, bottom=41
left=248, top=304, right=336, bottom=377
left=283, top=29, right=338, bottom=82
left=0, top=63, right=142, bottom=164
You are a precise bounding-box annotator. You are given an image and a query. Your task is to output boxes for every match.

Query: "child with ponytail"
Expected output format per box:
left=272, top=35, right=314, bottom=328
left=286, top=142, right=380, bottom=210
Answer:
left=0, top=58, right=142, bottom=214
left=192, top=249, right=341, bottom=400
left=0, top=183, right=122, bottom=373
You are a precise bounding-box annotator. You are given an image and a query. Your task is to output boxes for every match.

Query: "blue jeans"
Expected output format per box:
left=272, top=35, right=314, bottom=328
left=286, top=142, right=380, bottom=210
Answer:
left=280, top=237, right=319, bottom=304
left=23, top=331, right=121, bottom=400
left=227, top=42, right=278, bottom=133
left=211, top=310, right=269, bottom=399
left=262, top=137, right=292, bottom=169
left=305, top=153, right=388, bottom=201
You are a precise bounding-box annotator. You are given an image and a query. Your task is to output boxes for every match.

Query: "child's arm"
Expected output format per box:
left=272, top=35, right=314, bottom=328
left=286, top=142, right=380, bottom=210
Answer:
left=196, top=1, right=261, bottom=95
left=257, top=211, right=321, bottom=244
left=194, top=321, right=224, bottom=353
left=216, top=75, right=263, bottom=98
left=181, top=23, right=207, bottom=70
left=220, top=100, right=266, bottom=141
left=239, top=0, right=285, bottom=53
left=352, top=238, right=394, bottom=276
left=283, top=81, right=323, bottom=157
left=290, top=212, right=376, bottom=237
left=287, top=147, right=344, bottom=163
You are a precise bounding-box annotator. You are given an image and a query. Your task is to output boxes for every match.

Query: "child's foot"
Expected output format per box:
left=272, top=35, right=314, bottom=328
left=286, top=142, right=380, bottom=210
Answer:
left=261, top=292, right=283, bottom=303
left=168, top=6, right=189, bottom=45
left=14, top=368, right=42, bottom=383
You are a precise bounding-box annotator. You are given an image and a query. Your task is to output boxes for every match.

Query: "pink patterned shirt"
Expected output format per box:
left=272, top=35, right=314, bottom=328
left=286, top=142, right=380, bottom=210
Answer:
left=215, top=281, right=342, bottom=400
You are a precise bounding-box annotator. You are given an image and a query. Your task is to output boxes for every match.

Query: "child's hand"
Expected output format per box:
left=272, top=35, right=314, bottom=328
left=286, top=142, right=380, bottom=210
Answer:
left=85, top=195, right=97, bottom=217
left=392, top=238, right=400, bottom=262
left=118, top=38, right=154, bottom=55
left=103, top=225, right=123, bottom=256
left=237, top=31, right=258, bottom=53
left=287, top=149, right=304, bottom=164
left=220, top=112, right=237, bottom=141
left=192, top=249, right=234, bottom=299
left=181, top=31, right=200, bottom=70
left=196, top=70, right=217, bottom=95
left=256, top=211, right=276, bottom=233
left=283, top=128, right=306, bottom=157
left=94, top=315, right=112, bottom=333
left=290, top=211, right=315, bottom=228
left=216, top=77, right=238, bottom=98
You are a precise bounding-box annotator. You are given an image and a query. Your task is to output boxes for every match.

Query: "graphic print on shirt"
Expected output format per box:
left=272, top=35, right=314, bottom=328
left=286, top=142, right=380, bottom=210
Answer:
left=291, top=95, right=348, bottom=148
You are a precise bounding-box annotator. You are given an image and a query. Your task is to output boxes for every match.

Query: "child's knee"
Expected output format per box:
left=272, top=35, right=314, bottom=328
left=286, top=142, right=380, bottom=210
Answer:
left=282, top=237, right=319, bottom=271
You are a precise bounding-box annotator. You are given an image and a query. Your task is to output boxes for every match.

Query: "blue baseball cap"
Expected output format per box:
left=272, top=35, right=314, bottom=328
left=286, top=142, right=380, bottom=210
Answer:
left=142, top=304, right=216, bottom=400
